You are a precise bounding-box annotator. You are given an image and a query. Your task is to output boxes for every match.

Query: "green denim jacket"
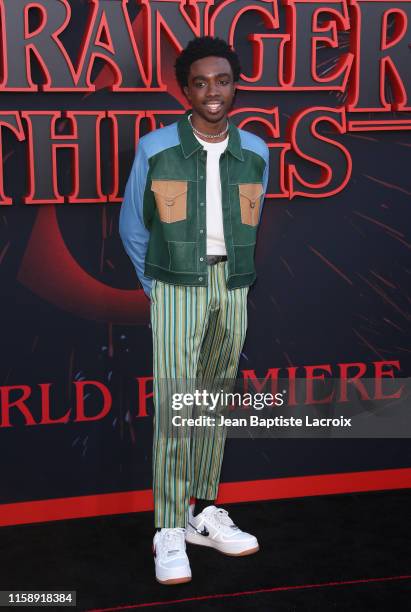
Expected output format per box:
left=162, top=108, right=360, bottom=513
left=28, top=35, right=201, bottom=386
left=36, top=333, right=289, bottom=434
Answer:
left=119, top=111, right=269, bottom=297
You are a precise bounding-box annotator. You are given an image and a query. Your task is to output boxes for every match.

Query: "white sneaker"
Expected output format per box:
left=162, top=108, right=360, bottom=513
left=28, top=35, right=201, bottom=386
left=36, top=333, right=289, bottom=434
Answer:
left=185, top=504, right=259, bottom=556
left=153, top=528, right=192, bottom=585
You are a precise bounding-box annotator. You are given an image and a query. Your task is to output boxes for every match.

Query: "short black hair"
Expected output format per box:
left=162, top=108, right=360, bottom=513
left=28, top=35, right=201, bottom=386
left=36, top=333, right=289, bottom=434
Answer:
left=175, top=36, right=241, bottom=90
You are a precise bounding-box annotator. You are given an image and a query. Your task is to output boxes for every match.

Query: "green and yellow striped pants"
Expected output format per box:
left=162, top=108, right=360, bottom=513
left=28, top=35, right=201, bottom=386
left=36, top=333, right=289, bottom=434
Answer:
left=150, top=261, right=249, bottom=528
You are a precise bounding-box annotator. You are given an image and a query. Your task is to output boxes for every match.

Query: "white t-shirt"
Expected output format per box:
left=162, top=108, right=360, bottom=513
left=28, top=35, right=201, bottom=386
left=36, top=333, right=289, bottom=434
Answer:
left=194, top=133, right=228, bottom=255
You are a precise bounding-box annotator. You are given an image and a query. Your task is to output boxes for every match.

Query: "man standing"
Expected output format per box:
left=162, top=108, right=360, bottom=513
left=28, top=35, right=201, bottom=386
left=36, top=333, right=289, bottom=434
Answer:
left=120, top=36, right=269, bottom=585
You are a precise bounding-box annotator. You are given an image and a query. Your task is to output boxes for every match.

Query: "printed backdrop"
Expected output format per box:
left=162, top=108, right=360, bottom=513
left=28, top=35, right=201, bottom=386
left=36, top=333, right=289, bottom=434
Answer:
left=0, top=0, right=410, bottom=517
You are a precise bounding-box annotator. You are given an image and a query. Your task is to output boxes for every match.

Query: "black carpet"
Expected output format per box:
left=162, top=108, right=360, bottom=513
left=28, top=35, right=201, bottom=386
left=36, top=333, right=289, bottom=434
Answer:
left=1, top=489, right=410, bottom=611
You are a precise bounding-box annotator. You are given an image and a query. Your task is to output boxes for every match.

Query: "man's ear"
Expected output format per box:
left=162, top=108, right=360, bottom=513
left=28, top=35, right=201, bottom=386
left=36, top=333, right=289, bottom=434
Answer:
left=183, top=85, right=190, bottom=101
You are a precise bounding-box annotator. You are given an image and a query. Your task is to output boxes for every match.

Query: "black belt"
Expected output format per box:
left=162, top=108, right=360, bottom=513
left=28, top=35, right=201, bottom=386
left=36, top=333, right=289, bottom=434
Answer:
left=206, top=255, right=228, bottom=265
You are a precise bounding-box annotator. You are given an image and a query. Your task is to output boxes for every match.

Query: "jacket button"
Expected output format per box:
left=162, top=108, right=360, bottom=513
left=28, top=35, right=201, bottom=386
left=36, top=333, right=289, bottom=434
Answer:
left=199, top=276, right=203, bottom=281
left=200, top=202, right=204, bottom=206
left=200, top=229, right=204, bottom=234
left=200, top=257, right=204, bottom=262
left=200, top=175, right=204, bottom=179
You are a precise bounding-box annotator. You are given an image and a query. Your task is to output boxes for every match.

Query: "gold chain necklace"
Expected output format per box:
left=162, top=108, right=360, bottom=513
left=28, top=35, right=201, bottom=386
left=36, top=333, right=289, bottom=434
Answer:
left=188, top=113, right=229, bottom=139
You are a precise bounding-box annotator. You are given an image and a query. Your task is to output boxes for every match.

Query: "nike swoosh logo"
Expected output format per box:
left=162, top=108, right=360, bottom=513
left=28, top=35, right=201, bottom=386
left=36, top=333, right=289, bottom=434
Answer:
left=188, top=521, right=209, bottom=537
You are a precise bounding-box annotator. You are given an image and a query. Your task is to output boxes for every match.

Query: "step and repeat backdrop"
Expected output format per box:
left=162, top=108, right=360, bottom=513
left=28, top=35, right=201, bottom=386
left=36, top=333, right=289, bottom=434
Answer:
left=0, top=0, right=410, bottom=521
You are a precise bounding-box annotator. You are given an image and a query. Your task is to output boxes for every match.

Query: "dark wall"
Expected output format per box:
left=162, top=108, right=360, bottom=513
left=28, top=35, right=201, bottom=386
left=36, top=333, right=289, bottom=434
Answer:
left=0, top=0, right=410, bottom=509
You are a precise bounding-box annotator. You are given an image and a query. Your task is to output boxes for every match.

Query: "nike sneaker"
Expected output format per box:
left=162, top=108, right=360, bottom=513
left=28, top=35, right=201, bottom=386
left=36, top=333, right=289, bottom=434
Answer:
left=153, top=528, right=192, bottom=585
left=185, top=504, right=259, bottom=556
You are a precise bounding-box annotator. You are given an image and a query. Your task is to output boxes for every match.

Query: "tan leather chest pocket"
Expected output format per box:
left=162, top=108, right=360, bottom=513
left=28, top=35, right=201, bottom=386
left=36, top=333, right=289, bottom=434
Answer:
left=151, top=180, right=188, bottom=223
left=238, top=183, right=264, bottom=226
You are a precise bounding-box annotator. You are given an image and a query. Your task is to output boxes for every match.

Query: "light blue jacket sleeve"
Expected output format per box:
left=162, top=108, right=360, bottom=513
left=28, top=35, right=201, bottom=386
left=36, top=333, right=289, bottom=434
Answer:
left=119, top=141, right=153, bottom=298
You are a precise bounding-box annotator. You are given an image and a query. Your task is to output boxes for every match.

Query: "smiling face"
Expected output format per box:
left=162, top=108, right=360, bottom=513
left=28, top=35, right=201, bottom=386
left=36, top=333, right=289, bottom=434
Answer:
left=183, top=55, right=236, bottom=134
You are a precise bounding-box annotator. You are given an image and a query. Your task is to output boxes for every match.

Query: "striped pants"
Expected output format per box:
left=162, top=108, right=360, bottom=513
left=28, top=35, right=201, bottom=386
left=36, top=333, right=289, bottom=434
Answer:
left=150, top=262, right=249, bottom=528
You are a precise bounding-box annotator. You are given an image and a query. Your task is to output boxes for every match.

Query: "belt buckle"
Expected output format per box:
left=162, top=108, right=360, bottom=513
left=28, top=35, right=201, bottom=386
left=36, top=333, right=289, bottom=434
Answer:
left=207, top=255, right=220, bottom=265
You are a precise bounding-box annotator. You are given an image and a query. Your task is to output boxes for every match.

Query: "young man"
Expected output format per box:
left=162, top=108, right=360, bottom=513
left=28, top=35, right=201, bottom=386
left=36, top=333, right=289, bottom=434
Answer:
left=119, top=36, right=269, bottom=585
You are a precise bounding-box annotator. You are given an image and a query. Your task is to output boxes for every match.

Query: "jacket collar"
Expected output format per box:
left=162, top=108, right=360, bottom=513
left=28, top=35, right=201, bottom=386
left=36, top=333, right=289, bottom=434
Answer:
left=178, top=110, right=244, bottom=161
